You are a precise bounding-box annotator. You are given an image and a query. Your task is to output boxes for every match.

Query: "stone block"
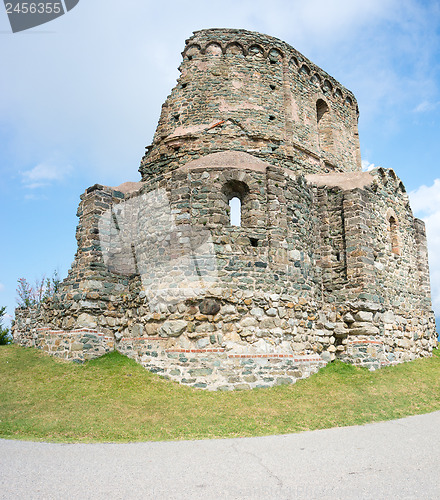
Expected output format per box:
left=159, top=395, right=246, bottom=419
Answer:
left=343, top=312, right=355, bottom=324
left=349, top=323, right=380, bottom=335
left=71, top=342, right=83, bottom=351
left=234, top=384, right=251, bottom=391
left=354, top=311, right=373, bottom=322
left=383, top=311, right=395, bottom=324
left=221, top=304, right=237, bottom=315
left=250, top=307, right=265, bottom=318
left=199, top=299, right=221, bottom=316
left=197, top=338, right=210, bottom=349
left=189, top=368, right=213, bottom=377
left=76, top=313, right=97, bottom=329
left=276, top=377, right=293, bottom=385
left=160, top=320, right=187, bottom=337
left=240, top=317, right=258, bottom=328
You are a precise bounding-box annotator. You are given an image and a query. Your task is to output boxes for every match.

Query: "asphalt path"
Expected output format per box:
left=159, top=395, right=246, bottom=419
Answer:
left=1, top=411, right=440, bottom=499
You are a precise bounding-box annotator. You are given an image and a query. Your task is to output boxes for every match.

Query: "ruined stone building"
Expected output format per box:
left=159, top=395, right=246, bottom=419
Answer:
left=14, top=29, right=437, bottom=390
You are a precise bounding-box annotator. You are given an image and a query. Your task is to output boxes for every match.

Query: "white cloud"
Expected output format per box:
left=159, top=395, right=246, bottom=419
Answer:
left=413, top=100, right=440, bottom=113
left=257, top=0, right=399, bottom=46
left=410, top=180, right=440, bottom=315
left=361, top=160, right=380, bottom=172
left=0, top=283, right=4, bottom=293
left=0, top=0, right=425, bottom=185
left=409, top=179, right=440, bottom=216
left=21, top=163, right=72, bottom=189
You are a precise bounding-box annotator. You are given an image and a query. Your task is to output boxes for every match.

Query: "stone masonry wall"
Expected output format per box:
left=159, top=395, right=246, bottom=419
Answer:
left=13, top=159, right=437, bottom=386
left=13, top=29, right=437, bottom=390
left=140, top=29, right=361, bottom=180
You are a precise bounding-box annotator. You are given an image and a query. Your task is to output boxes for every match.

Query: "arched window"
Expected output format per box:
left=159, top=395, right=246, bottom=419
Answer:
left=229, top=197, right=241, bottom=226
left=316, top=99, right=333, bottom=154
left=222, top=180, right=249, bottom=227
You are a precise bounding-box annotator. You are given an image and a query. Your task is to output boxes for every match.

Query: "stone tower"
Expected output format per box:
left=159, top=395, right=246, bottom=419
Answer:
left=14, top=29, right=437, bottom=390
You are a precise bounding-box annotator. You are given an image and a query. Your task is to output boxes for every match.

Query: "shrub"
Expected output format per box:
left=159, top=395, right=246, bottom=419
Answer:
left=0, top=306, right=11, bottom=345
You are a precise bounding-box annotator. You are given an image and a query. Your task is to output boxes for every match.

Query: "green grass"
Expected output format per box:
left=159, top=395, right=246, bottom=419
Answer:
left=1, top=344, right=440, bottom=443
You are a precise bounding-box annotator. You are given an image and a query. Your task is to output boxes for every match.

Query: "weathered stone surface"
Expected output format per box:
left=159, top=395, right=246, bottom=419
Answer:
left=197, top=338, right=210, bottom=349
left=383, top=311, right=395, bottom=324
left=76, top=313, right=97, bottom=329
left=343, top=313, right=355, bottom=324
left=221, top=304, right=237, bottom=315
left=160, top=320, right=187, bottom=337
left=199, top=299, right=221, bottom=316
left=240, top=317, right=258, bottom=328
left=354, top=311, right=374, bottom=322
left=259, top=317, right=276, bottom=329
left=349, top=323, right=380, bottom=335
left=250, top=307, right=265, bottom=318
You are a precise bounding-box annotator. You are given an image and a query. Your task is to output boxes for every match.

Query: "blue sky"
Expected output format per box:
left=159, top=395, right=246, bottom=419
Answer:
left=1, top=0, right=439, bottom=325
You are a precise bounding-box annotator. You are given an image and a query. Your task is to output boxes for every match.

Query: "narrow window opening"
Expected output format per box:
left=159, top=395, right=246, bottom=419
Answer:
left=229, top=197, right=241, bottom=227
left=250, top=238, right=259, bottom=247
left=269, top=115, right=275, bottom=121
left=222, top=180, right=249, bottom=228
left=270, top=84, right=276, bottom=90
left=181, top=83, right=188, bottom=89
left=173, top=114, right=180, bottom=121
left=316, top=99, right=328, bottom=123
left=316, top=99, right=333, bottom=154
left=389, top=216, right=400, bottom=255
left=336, top=251, right=341, bottom=262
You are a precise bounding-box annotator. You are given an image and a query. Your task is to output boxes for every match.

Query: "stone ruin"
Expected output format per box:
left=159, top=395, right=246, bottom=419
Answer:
left=13, top=29, right=437, bottom=390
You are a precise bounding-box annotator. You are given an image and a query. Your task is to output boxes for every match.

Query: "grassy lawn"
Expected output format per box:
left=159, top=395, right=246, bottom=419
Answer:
left=1, top=344, right=440, bottom=443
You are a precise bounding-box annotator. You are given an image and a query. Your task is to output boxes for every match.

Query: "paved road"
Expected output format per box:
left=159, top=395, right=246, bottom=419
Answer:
left=1, top=411, right=440, bottom=499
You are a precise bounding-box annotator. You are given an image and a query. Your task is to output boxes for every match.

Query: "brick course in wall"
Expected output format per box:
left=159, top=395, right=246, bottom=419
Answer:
left=13, top=29, right=437, bottom=390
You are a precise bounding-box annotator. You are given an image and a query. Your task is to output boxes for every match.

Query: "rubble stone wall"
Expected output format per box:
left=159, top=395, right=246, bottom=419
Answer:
left=13, top=29, right=437, bottom=390
left=141, top=29, right=361, bottom=180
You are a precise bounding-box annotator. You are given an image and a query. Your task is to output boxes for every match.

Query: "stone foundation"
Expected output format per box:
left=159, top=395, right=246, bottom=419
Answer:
left=13, top=292, right=437, bottom=389
left=13, top=327, right=114, bottom=362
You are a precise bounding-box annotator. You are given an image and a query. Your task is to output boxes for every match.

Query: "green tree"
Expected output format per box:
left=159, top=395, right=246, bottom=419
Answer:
left=0, top=306, right=11, bottom=345
left=16, top=270, right=61, bottom=308
left=16, top=277, right=36, bottom=307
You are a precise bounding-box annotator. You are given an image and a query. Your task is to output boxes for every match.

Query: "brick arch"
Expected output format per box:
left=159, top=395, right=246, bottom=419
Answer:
left=204, top=42, right=223, bottom=56
left=248, top=44, right=265, bottom=58
left=183, top=44, right=201, bottom=59
left=311, top=73, right=322, bottom=86
left=225, top=42, right=245, bottom=56
left=300, top=64, right=311, bottom=76
left=322, top=79, right=333, bottom=93
left=268, top=48, right=283, bottom=63
left=289, top=56, right=299, bottom=67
